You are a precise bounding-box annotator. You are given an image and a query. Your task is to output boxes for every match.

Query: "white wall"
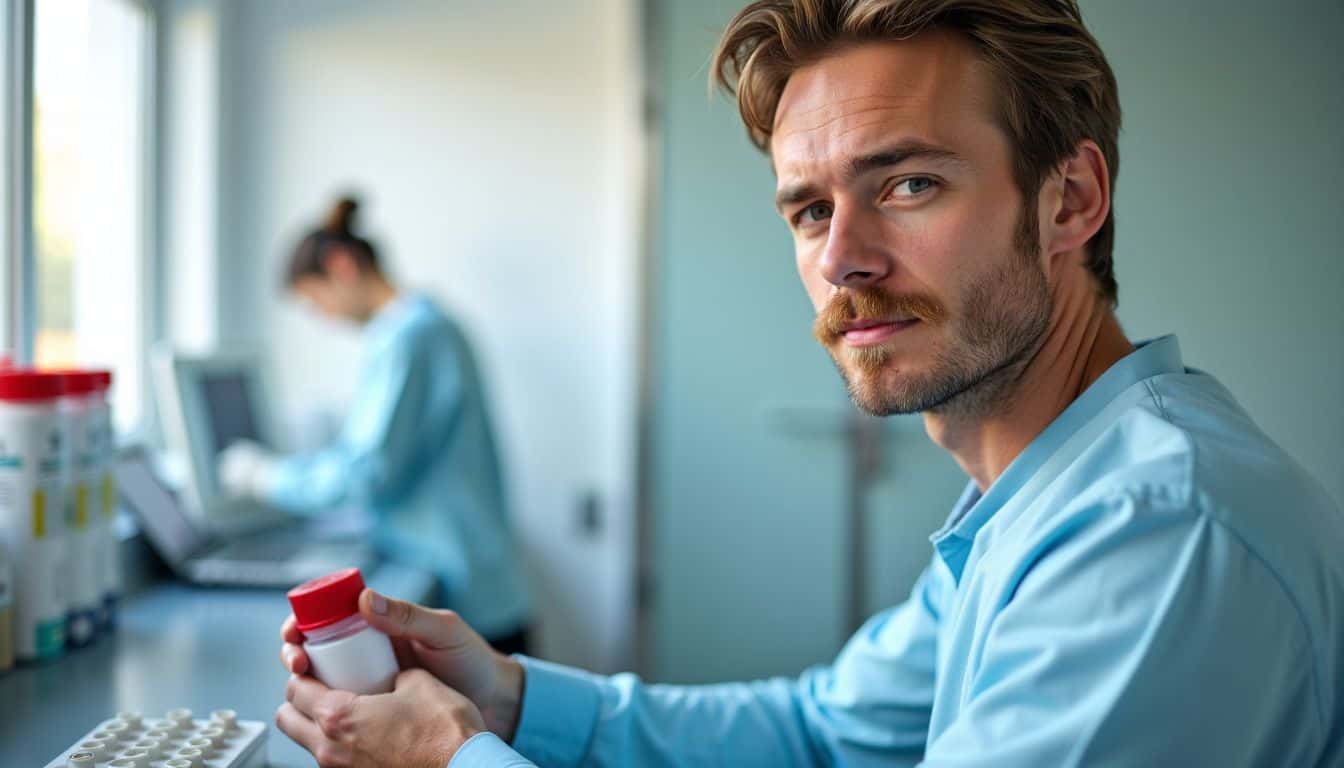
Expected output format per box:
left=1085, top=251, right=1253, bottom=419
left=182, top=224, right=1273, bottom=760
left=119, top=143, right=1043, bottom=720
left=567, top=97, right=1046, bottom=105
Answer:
left=1082, top=0, right=1344, bottom=507
left=193, top=0, right=643, bottom=670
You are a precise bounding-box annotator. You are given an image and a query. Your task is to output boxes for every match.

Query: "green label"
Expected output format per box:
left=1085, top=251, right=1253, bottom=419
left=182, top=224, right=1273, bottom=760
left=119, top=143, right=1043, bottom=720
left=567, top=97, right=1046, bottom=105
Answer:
left=34, top=617, right=65, bottom=658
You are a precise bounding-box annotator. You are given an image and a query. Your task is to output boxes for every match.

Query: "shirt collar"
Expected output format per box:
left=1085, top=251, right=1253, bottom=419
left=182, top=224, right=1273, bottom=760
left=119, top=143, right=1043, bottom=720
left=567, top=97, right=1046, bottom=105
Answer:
left=929, top=334, right=1185, bottom=579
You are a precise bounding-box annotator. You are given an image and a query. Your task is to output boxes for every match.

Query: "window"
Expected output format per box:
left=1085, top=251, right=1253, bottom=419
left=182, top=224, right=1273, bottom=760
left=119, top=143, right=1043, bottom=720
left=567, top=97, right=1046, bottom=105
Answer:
left=32, top=0, right=151, bottom=432
left=0, top=1, right=12, bottom=347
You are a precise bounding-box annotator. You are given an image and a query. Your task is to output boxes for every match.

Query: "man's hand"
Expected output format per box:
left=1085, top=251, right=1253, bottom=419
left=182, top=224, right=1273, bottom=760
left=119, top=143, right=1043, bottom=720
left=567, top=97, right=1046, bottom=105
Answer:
left=280, top=589, right=526, bottom=741
left=218, top=440, right=278, bottom=500
left=276, top=668, right=485, bottom=768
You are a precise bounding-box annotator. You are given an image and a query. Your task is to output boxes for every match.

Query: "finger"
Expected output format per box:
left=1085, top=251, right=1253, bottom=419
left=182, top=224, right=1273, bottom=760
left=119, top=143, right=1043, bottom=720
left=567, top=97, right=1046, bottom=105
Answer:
left=286, top=673, right=345, bottom=720
left=389, top=636, right=418, bottom=671
left=281, top=614, right=305, bottom=644
left=359, top=589, right=474, bottom=651
left=275, top=701, right=327, bottom=756
left=281, top=642, right=310, bottom=675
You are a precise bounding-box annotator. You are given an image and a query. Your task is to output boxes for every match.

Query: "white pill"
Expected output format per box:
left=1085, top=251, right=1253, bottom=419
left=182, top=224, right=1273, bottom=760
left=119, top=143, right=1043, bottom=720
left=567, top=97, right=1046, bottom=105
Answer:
left=65, top=752, right=97, bottom=767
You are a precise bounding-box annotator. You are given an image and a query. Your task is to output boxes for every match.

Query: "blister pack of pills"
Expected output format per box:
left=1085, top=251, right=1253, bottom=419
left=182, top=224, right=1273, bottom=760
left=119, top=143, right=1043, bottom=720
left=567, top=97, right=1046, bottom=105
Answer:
left=43, top=708, right=266, bottom=768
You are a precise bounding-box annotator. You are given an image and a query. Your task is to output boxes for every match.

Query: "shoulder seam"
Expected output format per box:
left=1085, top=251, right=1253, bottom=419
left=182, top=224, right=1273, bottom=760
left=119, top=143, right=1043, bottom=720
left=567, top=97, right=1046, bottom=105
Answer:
left=1143, top=379, right=1170, bottom=420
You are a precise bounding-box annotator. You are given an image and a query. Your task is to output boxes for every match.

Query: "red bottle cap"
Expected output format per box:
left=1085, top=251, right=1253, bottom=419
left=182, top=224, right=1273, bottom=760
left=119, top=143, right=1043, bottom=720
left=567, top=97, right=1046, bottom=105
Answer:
left=0, top=370, right=68, bottom=401
left=287, top=568, right=367, bottom=633
left=52, top=370, right=98, bottom=396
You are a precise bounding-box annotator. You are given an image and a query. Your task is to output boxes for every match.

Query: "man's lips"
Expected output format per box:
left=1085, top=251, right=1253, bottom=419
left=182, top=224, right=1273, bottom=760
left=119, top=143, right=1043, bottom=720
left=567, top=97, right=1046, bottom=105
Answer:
left=840, top=318, right=920, bottom=346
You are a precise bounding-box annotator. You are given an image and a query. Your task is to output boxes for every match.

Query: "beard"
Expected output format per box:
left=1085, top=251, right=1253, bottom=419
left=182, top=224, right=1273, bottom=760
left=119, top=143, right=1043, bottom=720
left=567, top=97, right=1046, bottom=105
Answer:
left=812, top=232, right=1051, bottom=418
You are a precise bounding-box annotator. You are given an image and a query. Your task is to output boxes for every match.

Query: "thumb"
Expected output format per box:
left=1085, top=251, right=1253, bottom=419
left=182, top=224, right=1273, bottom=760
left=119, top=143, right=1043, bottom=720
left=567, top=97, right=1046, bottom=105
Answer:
left=359, top=589, right=472, bottom=651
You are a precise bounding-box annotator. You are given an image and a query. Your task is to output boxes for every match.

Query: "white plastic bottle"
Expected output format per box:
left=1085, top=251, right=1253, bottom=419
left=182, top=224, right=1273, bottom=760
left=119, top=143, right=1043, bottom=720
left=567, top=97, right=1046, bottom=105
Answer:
left=59, top=371, right=100, bottom=647
left=287, top=568, right=399, bottom=694
left=83, top=370, right=118, bottom=631
left=0, top=543, right=14, bottom=672
left=0, top=370, right=71, bottom=662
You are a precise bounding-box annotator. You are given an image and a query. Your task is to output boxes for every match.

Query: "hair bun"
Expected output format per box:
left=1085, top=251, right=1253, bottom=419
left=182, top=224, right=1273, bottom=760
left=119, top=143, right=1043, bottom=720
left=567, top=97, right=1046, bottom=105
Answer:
left=323, top=196, right=359, bottom=235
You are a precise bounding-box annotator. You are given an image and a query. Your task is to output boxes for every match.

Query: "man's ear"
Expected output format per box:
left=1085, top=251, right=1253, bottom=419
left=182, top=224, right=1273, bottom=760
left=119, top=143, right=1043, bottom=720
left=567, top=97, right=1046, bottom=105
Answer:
left=1040, top=139, right=1110, bottom=263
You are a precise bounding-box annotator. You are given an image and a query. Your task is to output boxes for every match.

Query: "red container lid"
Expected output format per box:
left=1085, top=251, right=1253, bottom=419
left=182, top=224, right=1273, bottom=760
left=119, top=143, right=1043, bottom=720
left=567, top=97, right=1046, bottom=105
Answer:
left=0, top=370, right=68, bottom=401
left=53, top=370, right=98, bottom=396
left=53, top=369, right=113, bottom=395
left=287, top=568, right=367, bottom=633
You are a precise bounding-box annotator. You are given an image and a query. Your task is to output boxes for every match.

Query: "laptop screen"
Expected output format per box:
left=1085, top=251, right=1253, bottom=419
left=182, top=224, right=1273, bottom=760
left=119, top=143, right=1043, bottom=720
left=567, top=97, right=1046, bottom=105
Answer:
left=116, top=452, right=207, bottom=565
left=199, top=371, right=263, bottom=458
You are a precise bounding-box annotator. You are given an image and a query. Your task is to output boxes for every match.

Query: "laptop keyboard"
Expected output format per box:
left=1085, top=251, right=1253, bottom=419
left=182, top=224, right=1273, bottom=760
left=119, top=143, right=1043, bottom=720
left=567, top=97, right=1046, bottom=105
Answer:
left=210, top=535, right=306, bottom=562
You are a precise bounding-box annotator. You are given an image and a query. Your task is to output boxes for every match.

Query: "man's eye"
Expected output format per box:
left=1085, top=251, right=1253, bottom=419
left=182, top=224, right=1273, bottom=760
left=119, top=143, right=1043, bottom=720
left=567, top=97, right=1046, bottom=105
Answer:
left=796, top=202, right=833, bottom=225
left=891, top=177, right=938, bottom=197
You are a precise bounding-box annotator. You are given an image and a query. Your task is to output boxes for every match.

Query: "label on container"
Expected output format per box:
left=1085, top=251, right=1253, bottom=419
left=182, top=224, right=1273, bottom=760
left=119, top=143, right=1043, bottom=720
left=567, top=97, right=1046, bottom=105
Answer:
left=0, top=554, right=10, bottom=670
left=0, top=608, right=12, bottom=670
left=31, top=616, right=63, bottom=659
left=101, top=473, right=115, bottom=518
left=68, top=483, right=88, bottom=531
left=32, top=488, right=45, bottom=538
left=0, top=407, right=70, bottom=661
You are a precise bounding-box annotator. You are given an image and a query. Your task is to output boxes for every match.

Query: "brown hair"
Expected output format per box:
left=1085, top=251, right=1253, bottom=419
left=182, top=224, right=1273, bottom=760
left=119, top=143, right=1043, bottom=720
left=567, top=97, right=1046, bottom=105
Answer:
left=285, top=196, right=382, bottom=287
left=713, top=0, right=1122, bottom=305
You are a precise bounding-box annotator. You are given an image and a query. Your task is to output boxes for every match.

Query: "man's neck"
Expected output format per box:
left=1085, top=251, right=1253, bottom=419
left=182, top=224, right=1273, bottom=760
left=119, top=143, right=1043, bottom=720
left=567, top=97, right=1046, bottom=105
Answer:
left=924, top=280, right=1133, bottom=492
left=366, top=278, right=400, bottom=319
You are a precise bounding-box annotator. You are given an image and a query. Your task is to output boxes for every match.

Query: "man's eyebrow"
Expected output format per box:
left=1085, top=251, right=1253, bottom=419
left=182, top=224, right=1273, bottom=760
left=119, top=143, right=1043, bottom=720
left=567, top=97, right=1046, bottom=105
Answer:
left=847, top=141, right=968, bottom=178
left=774, top=141, right=968, bottom=214
left=775, top=182, right=825, bottom=214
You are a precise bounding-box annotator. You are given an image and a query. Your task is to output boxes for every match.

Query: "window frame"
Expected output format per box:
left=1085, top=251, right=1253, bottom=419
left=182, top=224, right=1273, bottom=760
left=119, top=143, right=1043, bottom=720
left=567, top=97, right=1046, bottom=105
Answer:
left=5, top=0, right=159, bottom=439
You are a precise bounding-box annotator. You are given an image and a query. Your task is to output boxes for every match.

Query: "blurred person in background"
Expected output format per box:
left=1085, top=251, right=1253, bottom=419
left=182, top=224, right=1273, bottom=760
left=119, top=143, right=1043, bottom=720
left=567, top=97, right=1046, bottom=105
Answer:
left=219, top=196, right=532, bottom=655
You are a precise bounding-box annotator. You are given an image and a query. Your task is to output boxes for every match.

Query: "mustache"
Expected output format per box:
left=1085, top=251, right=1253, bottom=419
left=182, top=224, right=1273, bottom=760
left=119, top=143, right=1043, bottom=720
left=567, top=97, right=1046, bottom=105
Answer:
left=813, top=287, right=946, bottom=344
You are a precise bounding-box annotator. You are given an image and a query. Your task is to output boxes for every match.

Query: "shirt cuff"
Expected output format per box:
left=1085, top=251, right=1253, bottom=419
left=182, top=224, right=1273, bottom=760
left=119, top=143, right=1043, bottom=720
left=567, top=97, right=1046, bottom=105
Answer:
left=449, top=731, right=537, bottom=767
left=509, top=655, right=605, bottom=768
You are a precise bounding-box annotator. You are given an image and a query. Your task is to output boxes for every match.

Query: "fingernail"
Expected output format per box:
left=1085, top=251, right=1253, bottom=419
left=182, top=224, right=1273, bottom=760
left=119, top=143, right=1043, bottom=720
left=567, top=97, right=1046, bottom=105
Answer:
left=371, top=592, right=388, bottom=615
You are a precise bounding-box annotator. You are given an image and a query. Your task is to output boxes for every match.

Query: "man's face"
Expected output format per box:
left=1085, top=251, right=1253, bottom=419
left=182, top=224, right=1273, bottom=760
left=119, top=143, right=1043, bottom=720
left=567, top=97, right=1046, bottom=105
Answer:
left=293, top=273, right=367, bottom=326
left=771, top=34, right=1052, bottom=416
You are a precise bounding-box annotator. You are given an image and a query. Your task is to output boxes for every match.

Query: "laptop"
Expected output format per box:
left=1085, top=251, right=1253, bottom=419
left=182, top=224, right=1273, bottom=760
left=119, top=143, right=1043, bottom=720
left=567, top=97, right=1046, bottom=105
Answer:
left=153, top=348, right=297, bottom=533
left=117, top=446, right=376, bottom=588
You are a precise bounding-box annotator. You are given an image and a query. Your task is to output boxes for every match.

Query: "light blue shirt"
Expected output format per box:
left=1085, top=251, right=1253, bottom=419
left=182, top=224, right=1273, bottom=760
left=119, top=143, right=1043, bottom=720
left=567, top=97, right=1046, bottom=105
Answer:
left=266, top=293, right=530, bottom=637
left=453, top=335, right=1343, bottom=766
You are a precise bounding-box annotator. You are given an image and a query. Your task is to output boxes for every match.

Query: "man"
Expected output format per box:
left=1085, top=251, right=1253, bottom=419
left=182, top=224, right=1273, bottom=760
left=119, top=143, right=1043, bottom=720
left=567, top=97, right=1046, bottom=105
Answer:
left=275, top=2, right=1344, bottom=766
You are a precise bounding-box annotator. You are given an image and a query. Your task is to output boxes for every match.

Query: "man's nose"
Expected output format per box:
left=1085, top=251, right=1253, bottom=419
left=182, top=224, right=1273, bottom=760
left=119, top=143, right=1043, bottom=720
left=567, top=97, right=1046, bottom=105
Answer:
left=817, top=205, right=891, bottom=289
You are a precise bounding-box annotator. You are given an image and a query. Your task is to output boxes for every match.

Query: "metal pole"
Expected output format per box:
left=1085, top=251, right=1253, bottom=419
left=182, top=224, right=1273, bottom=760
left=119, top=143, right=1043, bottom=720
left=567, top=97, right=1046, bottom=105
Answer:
left=846, top=412, right=885, bottom=634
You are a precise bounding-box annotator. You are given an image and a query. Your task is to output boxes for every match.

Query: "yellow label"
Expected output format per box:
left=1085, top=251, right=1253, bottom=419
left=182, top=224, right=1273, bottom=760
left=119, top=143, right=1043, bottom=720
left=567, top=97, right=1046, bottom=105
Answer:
left=102, top=474, right=116, bottom=518
left=33, top=490, right=45, bottom=539
left=76, top=484, right=89, bottom=529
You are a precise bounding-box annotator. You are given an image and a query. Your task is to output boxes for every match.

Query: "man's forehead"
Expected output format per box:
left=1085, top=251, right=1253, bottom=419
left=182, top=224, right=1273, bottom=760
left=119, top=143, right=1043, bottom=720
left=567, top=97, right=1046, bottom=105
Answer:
left=770, top=33, right=995, bottom=169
